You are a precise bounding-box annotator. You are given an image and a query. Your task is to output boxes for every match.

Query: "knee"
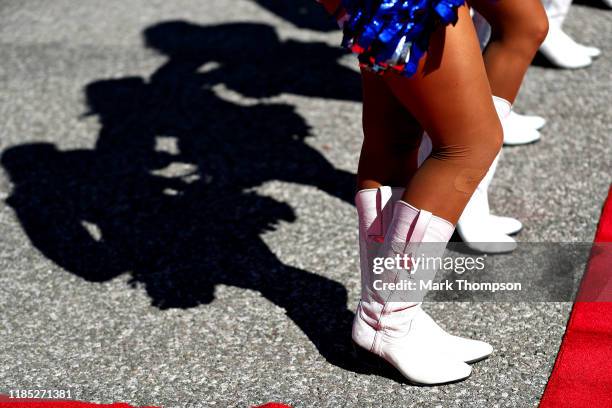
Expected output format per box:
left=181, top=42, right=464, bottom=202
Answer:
left=433, top=123, right=502, bottom=168
left=493, top=13, right=549, bottom=52
left=478, top=122, right=504, bottom=166
left=526, top=14, right=549, bottom=47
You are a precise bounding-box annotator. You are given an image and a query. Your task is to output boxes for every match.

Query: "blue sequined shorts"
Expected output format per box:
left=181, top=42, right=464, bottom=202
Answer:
left=340, top=0, right=465, bottom=77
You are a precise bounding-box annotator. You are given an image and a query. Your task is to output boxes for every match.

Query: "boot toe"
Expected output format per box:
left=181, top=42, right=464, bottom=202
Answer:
left=507, top=111, right=546, bottom=131
left=453, top=337, right=494, bottom=363
left=503, top=126, right=541, bottom=146
left=490, top=215, right=523, bottom=235
left=457, top=228, right=518, bottom=254
left=388, top=352, right=473, bottom=385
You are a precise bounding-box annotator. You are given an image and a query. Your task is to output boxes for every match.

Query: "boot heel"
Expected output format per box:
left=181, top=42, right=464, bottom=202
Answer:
left=352, top=341, right=384, bottom=369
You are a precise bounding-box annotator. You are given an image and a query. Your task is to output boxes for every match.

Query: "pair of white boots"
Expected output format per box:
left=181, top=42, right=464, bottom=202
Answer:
left=351, top=97, right=517, bottom=384
left=420, top=96, right=520, bottom=254
left=352, top=188, right=492, bottom=384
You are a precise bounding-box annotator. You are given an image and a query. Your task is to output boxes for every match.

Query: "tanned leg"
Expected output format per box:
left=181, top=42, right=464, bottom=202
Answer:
left=358, top=70, right=423, bottom=190
left=469, top=0, right=549, bottom=102
left=366, top=5, right=504, bottom=224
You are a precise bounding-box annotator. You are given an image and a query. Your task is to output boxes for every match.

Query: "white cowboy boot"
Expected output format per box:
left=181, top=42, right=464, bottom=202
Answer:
left=418, top=97, right=520, bottom=252
left=574, top=40, right=602, bottom=59
left=354, top=187, right=494, bottom=364
left=456, top=154, right=518, bottom=253
left=489, top=214, right=522, bottom=236
left=507, top=111, right=546, bottom=131
left=418, top=136, right=520, bottom=236
left=353, top=193, right=490, bottom=384
left=472, top=10, right=545, bottom=147
left=541, top=0, right=601, bottom=66
left=502, top=111, right=544, bottom=146
left=540, top=25, right=593, bottom=69
left=455, top=96, right=518, bottom=253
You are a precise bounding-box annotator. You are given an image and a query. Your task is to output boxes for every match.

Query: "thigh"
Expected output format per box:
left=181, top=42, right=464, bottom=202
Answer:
left=361, top=68, right=422, bottom=149
left=382, top=5, right=499, bottom=154
left=359, top=69, right=424, bottom=188
left=378, top=5, right=504, bottom=222
left=468, top=0, right=548, bottom=35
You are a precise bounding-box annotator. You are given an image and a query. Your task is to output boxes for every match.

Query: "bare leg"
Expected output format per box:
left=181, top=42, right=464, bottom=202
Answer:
left=470, top=0, right=549, bottom=102
left=358, top=70, right=423, bottom=190
left=368, top=5, right=503, bottom=224
left=352, top=7, right=499, bottom=385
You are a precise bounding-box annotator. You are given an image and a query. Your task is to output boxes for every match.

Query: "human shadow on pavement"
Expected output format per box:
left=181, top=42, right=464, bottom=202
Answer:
left=250, top=0, right=340, bottom=32
left=573, top=0, right=611, bottom=9
left=1, top=21, right=409, bottom=380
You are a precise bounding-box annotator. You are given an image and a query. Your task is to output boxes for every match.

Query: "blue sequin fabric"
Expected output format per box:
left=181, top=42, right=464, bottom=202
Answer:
left=341, top=0, right=464, bottom=76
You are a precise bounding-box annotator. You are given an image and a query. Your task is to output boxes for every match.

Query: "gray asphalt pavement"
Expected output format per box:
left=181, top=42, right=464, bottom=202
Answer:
left=0, top=1, right=611, bottom=407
